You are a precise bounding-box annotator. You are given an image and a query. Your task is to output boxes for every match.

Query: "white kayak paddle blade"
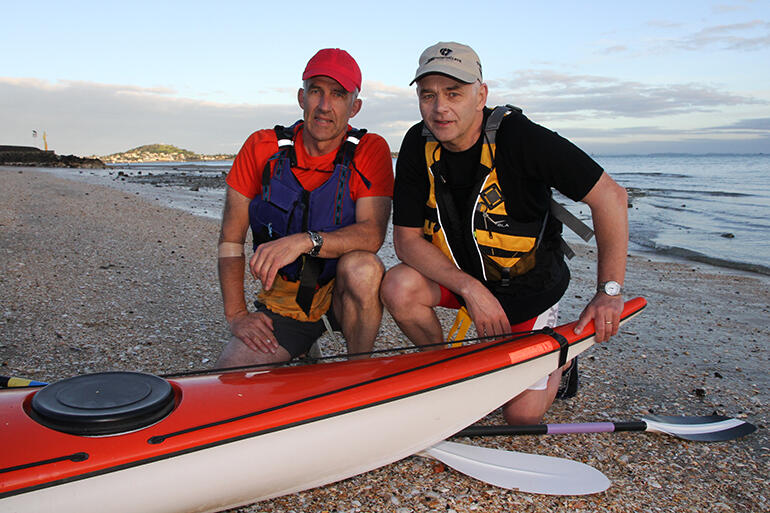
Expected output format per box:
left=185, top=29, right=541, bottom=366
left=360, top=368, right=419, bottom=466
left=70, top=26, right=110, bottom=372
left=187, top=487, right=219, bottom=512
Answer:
left=642, top=414, right=757, bottom=442
left=422, top=441, right=610, bottom=496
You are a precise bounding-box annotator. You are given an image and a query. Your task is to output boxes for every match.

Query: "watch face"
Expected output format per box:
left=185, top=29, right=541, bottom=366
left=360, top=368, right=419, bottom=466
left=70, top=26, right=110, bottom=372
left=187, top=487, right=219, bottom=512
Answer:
left=604, top=281, right=621, bottom=295
left=308, top=231, right=323, bottom=256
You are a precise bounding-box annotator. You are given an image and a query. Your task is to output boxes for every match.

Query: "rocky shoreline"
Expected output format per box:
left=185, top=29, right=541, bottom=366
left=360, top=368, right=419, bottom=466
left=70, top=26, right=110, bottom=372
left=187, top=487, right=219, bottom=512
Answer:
left=0, top=145, right=105, bottom=169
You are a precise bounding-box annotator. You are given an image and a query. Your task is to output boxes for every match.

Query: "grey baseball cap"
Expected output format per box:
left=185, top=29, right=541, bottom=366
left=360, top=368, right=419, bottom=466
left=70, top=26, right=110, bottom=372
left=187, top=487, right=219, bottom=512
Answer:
left=410, top=42, right=483, bottom=85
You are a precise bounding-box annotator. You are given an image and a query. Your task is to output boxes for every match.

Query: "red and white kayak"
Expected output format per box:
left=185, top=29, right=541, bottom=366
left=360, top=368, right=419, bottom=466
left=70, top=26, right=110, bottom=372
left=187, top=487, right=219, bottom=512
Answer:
left=0, top=297, right=646, bottom=513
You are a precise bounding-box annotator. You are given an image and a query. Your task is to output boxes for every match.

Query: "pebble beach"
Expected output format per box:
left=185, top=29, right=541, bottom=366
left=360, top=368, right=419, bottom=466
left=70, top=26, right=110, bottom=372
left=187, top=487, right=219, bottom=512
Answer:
left=1, top=167, right=768, bottom=512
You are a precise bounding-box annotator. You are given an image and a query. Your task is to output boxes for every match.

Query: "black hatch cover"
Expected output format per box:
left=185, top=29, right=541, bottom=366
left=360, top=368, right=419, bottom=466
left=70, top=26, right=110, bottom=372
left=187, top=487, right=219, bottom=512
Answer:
left=30, top=371, right=174, bottom=435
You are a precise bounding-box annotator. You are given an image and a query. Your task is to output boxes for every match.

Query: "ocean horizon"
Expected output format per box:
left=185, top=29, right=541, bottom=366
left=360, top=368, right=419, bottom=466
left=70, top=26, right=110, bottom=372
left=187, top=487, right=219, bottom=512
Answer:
left=12, top=151, right=770, bottom=277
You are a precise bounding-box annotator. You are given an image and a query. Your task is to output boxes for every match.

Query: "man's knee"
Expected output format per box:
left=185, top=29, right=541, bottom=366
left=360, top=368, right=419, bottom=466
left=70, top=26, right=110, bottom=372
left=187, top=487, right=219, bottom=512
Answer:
left=337, top=251, right=384, bottom=290
left=501, top=388, right=554, bottom=426
left=380, top=264, right=425, bottom=309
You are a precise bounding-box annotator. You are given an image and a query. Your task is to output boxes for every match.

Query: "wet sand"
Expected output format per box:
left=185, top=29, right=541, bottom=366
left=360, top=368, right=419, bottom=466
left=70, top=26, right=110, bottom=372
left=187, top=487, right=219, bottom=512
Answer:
left=1, top=167, right=767, bottom=512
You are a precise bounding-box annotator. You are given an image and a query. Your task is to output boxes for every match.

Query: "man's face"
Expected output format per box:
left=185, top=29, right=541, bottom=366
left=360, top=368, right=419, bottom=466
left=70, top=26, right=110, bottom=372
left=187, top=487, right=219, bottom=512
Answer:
left=417, top=74, right=487, bottom=152
left=298, top=76, right=361, bottom=152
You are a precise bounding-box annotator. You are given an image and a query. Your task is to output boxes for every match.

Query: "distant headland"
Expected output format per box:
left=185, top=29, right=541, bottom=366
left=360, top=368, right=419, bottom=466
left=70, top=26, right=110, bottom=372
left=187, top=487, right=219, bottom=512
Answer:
left=0, top=145, right=106, bottom=169
left=100, top=144, right=235, bottom=164
left=0, top=144, right=236, bottom=168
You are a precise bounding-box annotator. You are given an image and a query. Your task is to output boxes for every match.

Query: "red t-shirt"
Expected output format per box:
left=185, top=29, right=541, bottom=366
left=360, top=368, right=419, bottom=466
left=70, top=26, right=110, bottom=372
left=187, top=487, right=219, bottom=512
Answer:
left=226, top=126, right=394, bottom=200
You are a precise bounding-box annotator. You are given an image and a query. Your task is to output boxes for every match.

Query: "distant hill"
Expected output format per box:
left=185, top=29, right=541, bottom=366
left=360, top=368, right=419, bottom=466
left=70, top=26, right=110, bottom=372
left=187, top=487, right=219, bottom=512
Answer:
left=101, top=144, right=235, bottom=163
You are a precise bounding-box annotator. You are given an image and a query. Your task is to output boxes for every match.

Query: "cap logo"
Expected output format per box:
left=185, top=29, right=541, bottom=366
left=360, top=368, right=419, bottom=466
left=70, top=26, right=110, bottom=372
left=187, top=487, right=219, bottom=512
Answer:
left=410, top=42, right=482, bottom=85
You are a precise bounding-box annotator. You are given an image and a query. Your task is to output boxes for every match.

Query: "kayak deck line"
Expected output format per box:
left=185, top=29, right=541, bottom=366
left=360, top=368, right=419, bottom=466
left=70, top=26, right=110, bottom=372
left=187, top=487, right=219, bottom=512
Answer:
left=147, top=308, right=643, bottom=446
left=0, top=452, right=89, bottom=475
left=149, top=325, right=584, bottom=445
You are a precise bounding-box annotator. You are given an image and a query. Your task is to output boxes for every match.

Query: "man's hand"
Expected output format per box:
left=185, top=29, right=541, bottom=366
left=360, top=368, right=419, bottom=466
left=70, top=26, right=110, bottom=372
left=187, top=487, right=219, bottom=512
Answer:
left=574, top=293, right=624, bottom=343
left=228, top=311, right=279, bottom=354
left=249, top=233, right=311, bottom=290
left=462, top=281, right=510, bottom=339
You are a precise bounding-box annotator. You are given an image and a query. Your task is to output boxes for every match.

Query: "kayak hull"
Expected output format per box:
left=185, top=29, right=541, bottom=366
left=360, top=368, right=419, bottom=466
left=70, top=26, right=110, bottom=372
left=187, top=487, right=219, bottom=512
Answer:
left=0, top=297, right=646, bottom=513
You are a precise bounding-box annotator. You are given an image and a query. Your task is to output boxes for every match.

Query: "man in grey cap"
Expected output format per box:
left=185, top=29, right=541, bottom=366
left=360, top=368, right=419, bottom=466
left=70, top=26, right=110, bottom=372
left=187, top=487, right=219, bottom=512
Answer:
left=381, top=42, right=628, bottom=425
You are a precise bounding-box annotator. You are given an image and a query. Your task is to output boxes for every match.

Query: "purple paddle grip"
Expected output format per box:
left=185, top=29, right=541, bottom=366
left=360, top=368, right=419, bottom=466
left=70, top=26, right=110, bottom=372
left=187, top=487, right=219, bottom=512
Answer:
left=547, top=422, right=616, bottom=434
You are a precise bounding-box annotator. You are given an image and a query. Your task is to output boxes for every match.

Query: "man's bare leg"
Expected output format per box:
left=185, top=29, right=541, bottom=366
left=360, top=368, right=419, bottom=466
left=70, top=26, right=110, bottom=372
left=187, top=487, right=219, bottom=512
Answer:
left=380, top=263, right=444, bottom=347
left=501, top=365, right=566, bottom=425
left=333, top=251, right=385, bottom=357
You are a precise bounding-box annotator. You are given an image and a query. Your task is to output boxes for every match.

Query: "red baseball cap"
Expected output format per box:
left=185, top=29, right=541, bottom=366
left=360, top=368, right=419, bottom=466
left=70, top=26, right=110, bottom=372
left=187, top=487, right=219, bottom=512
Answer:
left=302, top=48, right=362, bottom=92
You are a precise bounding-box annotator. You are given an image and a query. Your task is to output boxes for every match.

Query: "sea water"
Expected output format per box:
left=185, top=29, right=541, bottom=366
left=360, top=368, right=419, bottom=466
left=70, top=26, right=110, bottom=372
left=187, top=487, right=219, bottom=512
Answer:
left=578, top=154, right=770, bottom=276
left=32, top=153, right=770, bottom=276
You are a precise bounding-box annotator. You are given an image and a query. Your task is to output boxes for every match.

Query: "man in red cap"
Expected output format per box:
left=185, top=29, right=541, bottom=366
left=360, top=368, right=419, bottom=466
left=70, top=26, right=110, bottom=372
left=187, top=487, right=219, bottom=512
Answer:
left=215, top=48, right=394, bottom=367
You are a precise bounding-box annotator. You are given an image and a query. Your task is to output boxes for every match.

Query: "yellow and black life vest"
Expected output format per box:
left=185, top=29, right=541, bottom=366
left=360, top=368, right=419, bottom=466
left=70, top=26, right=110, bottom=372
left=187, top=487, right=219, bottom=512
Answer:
left=422, top=105, right=594, bottom=285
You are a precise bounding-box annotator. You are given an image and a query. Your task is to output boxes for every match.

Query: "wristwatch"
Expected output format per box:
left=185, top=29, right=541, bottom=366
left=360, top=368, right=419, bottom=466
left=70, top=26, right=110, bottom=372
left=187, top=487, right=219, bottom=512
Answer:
left=597, top=280, right=623, bottom=296
left=306, top=231, right=323, bottom=257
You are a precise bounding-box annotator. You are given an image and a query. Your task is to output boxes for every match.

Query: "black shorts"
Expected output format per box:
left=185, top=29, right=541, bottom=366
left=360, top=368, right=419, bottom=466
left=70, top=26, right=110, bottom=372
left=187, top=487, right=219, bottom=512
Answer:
left=254, top=301, right=341, bottom=359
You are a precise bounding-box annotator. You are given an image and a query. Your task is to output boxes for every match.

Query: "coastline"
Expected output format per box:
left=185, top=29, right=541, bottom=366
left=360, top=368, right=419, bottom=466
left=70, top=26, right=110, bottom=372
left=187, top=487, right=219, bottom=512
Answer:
left=40, top=162, right=770, bottom=278
left=1, top=167, right=767, bottom=512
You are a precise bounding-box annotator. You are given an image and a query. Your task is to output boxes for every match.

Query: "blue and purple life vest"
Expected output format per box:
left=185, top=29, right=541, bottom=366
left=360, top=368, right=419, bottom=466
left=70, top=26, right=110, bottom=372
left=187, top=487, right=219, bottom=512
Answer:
left=248, top=121, right=370, bottom=292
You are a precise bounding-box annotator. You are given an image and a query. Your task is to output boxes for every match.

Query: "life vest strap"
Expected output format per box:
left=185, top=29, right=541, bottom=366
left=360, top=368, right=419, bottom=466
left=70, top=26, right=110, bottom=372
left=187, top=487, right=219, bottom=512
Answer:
left=484, top=105, right=519, bottom=144
left=333, top=127, right=367, bottom=166
left=333, top=127, right=372, bottom=190
left=274, top=122, right=300, bottom=167
left=550, top=199, right=594, bottom=242
left=560, top=239, right=576, bottom=260
left=295, top=255, right=323, bottom=316
left=541, top=326, right=569, bottom=368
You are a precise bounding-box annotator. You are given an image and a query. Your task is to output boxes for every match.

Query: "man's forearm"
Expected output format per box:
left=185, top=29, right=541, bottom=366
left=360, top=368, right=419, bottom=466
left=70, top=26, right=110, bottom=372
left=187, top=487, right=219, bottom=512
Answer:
left=219, top=256, right=249, bottom=322
left=580, top=172, right=629, bottom=287
left=591, top=188, right=628, bottom=287
left=313, top=197, right=391, bottom=258
left=316, top=220, right=386, bottom=257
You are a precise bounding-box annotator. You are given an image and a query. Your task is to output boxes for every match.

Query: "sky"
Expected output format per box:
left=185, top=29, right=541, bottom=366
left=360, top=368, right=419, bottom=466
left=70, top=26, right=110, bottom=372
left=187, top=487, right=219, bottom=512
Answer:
left=1, top=0, right=769, bottom=156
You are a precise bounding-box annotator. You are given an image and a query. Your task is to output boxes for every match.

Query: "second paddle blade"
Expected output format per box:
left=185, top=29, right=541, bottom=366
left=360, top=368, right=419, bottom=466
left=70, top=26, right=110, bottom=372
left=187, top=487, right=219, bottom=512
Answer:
left=424, top=441, right=610, bottom=496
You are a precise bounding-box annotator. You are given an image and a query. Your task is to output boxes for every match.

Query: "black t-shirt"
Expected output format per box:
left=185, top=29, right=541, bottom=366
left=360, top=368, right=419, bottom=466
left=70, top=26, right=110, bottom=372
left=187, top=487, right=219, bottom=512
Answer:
left=393, top=107, right=604, bottom=323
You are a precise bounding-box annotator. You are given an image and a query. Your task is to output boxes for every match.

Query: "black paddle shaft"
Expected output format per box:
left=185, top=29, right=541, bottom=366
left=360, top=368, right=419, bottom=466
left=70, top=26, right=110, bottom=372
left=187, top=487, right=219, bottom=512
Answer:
left=454, top=421, right=649, bottom=437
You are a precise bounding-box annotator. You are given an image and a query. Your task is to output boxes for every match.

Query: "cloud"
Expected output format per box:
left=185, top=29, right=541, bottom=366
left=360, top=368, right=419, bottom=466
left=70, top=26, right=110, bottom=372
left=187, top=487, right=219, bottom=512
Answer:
left=0, top=78, right=297, bottom=155
left=554, top=123, right=770, bottom=155
left=556, top=120, right=769, bottom=139
left=2, top=75, right=767, bottom=158
left=713, top=117, right=770, bottom=130
left=601, top=45, right=629, bottom=55
left=646, top=19, right=684, bottom=29
left=674, top=20, right=770, bottom=51
left=491, top=70, right=766, bottom=120
left=0, top=77, right=418, bottom=156
left=355, top=81, right=419, bottom=151
left=540, top=115, right=770, bottom=155
left=712, top=2, right=754, bottom=14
